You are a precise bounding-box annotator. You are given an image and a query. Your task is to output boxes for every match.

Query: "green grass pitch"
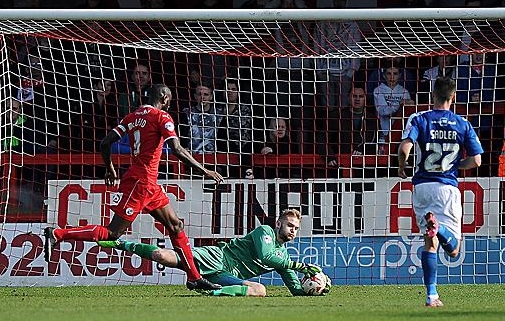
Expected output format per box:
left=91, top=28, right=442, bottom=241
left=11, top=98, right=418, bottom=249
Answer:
left=1, top=284, right=504, bottom=321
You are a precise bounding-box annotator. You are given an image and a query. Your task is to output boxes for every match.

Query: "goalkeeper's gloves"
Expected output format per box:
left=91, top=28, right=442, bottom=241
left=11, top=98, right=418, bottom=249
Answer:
left=289, top=261, right=322, bottom=277
left=321, top=275, right=331, bottom=295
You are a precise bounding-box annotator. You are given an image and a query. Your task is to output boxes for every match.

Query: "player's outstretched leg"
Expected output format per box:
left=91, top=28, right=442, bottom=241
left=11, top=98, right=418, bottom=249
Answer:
left=97, top=239, right=126, bottom=250
left=186, top=278, right=222, bottom=291
left=43, top=227, right=57, bottom=263
left=97, top=239, right=222, bottom=291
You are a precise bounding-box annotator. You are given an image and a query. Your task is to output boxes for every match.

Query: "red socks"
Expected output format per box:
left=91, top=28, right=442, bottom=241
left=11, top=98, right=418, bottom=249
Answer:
left=170, top=230, right=201, bottom=281
left=54, top=225, right=109, bottom=242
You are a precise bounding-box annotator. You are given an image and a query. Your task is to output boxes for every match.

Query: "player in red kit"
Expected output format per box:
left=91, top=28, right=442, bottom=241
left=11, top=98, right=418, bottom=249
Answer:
left=44, top=84, right=224, bottom=291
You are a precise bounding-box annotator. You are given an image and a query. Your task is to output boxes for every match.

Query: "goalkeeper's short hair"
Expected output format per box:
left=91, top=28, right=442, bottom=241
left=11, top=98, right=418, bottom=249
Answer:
left=279, top=208, right=302, bottom=222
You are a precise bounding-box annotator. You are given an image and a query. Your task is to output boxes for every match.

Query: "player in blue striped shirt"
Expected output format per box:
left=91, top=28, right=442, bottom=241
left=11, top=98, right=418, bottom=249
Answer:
left=398, top=76, right=483, bottom=307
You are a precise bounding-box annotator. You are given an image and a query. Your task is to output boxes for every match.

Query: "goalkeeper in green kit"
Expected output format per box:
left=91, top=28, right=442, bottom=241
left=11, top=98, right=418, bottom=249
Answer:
left=98, top=208, right=330, bottom=296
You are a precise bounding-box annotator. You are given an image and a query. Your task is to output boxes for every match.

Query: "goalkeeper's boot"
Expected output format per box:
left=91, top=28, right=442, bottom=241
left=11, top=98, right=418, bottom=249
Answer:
left=186, top=278, right=222, bottom=291
left=425, top=297, right=444, bottom=307
left=43, top=227, right=57, bottom=263
left=96, top=239, right=126, bottom=251
left=424, top=212, right=439, bottom=238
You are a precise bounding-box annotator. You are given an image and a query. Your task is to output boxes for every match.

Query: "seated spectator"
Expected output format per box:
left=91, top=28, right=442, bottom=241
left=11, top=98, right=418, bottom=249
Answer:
left=373, top=63, right=414, bottom=145
left=256, top=117, right=298, bottom=179
left=117, top=60, right=152, bottom=117
left=419, top=55, right=456, bottom=104
left=179, top=83, right=221, bottom=154
left=215, top=78, right=254, bottom=178
left=341, top=85, right=379, bottom=156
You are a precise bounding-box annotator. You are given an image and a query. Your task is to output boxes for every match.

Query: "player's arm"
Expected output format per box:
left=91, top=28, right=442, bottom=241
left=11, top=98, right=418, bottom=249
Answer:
left=250, top=226, right=291, bottom=270
left=459, top=122, right=484, bottom=170
left=459, top=154, right=481, bottom=170
left=166, top=137, right=223, bottom=183
left=397, top=138, right=413, bottom=179
left=100, top=130, right=122, bottom=186
left=398, top=113, right=419, bottom=179
left=276, top=268, right=306, bottom=296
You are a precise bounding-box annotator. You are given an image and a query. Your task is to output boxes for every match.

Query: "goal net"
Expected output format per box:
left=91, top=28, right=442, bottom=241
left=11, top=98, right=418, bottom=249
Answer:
left=0, top=8, right=504, bottom=286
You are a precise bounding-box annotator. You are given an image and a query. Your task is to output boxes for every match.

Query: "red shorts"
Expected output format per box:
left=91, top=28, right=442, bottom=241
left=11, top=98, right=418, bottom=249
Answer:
left=111, top=177, right=169, bottom=222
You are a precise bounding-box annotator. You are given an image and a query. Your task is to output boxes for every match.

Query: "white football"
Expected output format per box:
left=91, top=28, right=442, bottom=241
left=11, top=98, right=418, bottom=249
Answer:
left=301, top=271, right=327, bottom=296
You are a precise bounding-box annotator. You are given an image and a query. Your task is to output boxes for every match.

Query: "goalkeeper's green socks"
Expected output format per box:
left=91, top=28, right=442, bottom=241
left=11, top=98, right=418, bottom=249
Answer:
left=122, top=241, right=158, bottom=260
left=210, top=285, right=248, bottom=296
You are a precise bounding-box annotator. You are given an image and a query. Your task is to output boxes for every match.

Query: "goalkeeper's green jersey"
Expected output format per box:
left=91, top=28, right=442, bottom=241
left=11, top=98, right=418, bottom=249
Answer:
left=217, top=225, right=305, bottom=296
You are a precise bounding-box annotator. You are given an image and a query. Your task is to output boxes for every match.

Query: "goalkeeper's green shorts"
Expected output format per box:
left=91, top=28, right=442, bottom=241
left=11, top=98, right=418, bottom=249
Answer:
left=191, top=246, right=245, bottom=286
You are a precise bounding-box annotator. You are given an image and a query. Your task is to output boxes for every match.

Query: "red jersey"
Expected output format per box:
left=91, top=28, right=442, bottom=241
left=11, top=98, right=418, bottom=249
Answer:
left=113, top=105, right=177, bottom=183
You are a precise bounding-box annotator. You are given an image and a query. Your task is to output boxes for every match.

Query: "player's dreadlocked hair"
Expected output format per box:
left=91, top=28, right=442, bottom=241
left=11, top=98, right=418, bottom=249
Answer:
left=279, top=208, right=302, bottom=222
left=148, top=84, right=171, bottom=105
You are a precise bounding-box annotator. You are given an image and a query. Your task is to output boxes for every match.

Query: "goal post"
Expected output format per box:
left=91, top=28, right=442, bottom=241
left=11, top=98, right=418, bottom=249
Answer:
left=0, top=8, right=504, bottom=286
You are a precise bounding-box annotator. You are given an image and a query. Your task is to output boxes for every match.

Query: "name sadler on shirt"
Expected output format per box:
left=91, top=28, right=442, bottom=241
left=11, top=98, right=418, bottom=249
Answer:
left=430, top=130, right=457, bottom=140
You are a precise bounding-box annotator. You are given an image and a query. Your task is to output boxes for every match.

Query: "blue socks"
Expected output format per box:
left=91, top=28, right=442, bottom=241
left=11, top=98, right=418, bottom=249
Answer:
left=421, top=251, right=438, bottom=298
left=437, top=224, right=458, bottom=254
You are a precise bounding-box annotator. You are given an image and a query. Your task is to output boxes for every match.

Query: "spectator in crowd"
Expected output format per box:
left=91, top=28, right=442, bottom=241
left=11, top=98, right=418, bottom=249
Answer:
left=456, top=52, right=503, bottom=176
left=117, top=60, right=152, bottom=117
left=179, top=83, right=221, bottom=154
left=264, top=0, right=315, bottom=150
left=2, top=97, right=38, bottom=154
left=188, top=53, right=239, bottom=99
left=256, top=117, right=298, bottom=179
left=341, top=85, right=379, bottom=156
left=1, top=97, right=46, bottom=212
left=72, top=78, right=118, bottom=154
left=458, top=0, right=483, bottom=65
left=315, top=84, right=378, bottom=177
left=366, top=57, right=417, bottom=105
left=373, top=63, right=415, bottom=147
left=419, top=55, right=456, bottom=104
left=70, top=77, right=119, bottom=179
left=215, top=78, right=255, bottom=178
left=314, top=0, right=361, bottom=110
left=456, top=52, right=497, bottom=104
left=16, top=50, right=61, bottom=151
left=1, top=96, right=55, bottom=197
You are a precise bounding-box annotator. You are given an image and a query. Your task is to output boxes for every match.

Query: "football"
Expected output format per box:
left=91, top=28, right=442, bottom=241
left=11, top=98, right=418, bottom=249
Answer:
left=301, top=271, right=327, bottom=296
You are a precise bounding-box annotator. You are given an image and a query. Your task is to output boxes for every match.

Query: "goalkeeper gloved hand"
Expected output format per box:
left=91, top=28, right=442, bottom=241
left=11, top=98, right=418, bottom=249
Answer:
left=289, top=261, right=322, bottom=277
left=321, top=275, right=331, bottom=295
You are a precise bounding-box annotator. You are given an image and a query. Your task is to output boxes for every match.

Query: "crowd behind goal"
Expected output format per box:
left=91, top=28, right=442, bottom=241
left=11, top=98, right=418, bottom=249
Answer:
left=1, top=1, right=505, bottom=216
